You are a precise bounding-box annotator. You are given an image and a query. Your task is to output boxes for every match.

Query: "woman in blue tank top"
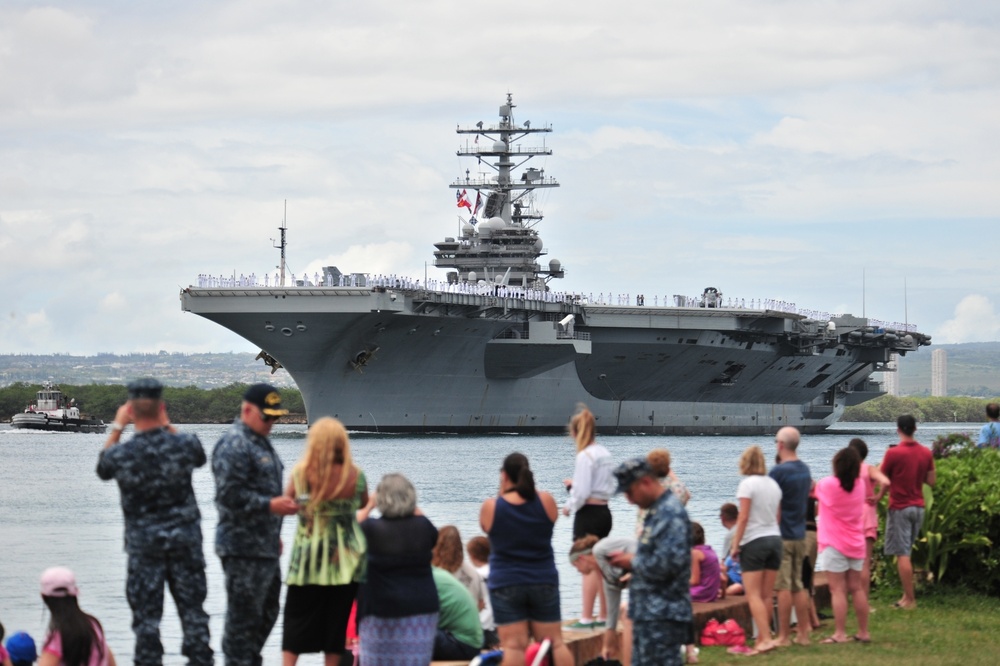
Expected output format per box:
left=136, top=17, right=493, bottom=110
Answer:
left=479, top=453, right=573, bottom=666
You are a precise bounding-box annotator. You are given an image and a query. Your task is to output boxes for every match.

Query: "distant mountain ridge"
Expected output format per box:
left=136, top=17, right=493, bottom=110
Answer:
left=0, top=352, right=296, bottom=390
left=2, top=342, right=998, bottom=396
left=893, top=341, right=1000, bottom=396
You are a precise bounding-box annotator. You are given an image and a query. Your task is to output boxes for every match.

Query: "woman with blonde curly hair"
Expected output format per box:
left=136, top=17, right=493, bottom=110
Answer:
left=647, top=448, right=691, bottom=505
left=636, top=449, right=691, bottom=536
left=562, top=405, right=615, bottom=629
left=282, top=417, right=368, bottom=666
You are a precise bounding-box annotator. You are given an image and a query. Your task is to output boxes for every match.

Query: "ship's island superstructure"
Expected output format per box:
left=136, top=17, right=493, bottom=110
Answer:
left=180, top=95, right=930, bottom=434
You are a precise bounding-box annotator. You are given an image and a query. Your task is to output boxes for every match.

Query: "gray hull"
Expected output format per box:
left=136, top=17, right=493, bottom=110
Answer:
left=180, top=286, right=924, bottom=434
left=11, top=412, right=106, bottom=434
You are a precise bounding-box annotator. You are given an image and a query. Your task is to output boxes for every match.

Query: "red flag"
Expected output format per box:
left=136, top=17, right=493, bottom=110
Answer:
left=473, top=191, right=482, bottom=215
left=457, top=189, right=472, bottom=212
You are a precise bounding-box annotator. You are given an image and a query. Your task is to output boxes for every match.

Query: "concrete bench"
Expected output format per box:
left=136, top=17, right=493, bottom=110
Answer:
left=434, top=574, right=831, bottom=663
left=431, top=623, right=612, bottom=665
left=693, top=572, right=830, bottom=643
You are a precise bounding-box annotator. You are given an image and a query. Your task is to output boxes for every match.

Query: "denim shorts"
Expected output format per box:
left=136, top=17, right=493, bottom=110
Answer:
left=489, top=584, right=561, bottom=625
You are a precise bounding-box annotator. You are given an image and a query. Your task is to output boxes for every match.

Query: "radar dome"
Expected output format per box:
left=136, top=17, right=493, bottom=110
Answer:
left=468, top=271, right=478, bottom=282
left=493, top=141, right=506, bottom=152
left=534, top=238, right=544, bottom=251
left=485, top=216, right=505, bottom=229
left=462, top=223, right=475, bottom=236
left=479, top=225, right=493, bottom=238
left=549, top=259, right=562, bottom=272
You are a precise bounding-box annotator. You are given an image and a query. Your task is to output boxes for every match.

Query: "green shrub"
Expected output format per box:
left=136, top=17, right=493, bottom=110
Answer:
left=930, top=431, right=975, bottom=459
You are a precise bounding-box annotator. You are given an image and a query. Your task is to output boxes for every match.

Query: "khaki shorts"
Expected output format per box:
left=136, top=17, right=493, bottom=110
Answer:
left=775, top=538, right=808, bottom=592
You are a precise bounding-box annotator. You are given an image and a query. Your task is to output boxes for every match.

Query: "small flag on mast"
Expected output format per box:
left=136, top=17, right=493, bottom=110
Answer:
left=457, top=189, right=472, bottom=212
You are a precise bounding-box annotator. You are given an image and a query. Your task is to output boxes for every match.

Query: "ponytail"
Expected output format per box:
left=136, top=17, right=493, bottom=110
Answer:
left=502, top=452, right=537, bottom=500
left=516, top=467, right=537, bottom=500
left=569, top=405, right=596, bottom=452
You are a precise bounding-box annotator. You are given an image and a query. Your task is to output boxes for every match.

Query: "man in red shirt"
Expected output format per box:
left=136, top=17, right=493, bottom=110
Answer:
left=879, top=414, right=935, bottom=610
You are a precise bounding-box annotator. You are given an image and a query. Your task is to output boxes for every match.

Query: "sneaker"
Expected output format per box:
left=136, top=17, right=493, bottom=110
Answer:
left=566, top=620, right=597, bottom=630
left=593, top=620, right=606, bottom=628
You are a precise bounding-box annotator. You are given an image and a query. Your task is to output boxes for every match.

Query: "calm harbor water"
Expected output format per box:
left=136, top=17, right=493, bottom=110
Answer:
left=0, top=421, right=974, bottom=664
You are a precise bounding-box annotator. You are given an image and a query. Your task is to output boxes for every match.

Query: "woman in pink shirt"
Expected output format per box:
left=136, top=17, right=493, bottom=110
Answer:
left=38, top=567, right=116, bottom=666
left=815, top=447, right=870, bottom=644
left=847, top=438, right=890, bottom=602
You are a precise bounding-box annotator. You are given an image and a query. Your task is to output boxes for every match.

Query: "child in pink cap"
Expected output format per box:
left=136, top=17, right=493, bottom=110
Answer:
left=39, top=567, right=117, bottom=666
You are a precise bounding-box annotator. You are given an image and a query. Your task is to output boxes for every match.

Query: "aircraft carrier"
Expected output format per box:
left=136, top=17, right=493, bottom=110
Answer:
left=180, top=95, right=930, bottom=434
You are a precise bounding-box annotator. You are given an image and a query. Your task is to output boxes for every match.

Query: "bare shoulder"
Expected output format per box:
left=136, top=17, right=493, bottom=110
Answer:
left=539, top=491, right=559, bottom=520
left=480, top=497, right=497, bottom=532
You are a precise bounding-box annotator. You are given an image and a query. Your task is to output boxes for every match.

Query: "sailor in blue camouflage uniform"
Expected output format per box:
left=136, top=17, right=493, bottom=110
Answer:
left=608, top=458, right=692, bottom=666
left=212, top=383, right=299, bottom=666
left=96, top=377, right=213, bottom=666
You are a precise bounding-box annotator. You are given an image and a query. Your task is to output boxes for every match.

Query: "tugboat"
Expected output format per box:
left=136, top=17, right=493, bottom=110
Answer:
left=11, top=382, right=106, bottom=433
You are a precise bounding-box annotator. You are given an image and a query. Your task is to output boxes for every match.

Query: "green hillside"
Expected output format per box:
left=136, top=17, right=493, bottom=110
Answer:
left=893, top=341, right=1000, bottom=396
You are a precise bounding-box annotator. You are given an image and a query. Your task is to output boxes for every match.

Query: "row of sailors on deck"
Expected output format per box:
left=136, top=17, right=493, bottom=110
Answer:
left=197, top=272, right=332, bottom=288
left=194, top=273, right=799, bottom=311
left=191, top=272, right=910, bottom=332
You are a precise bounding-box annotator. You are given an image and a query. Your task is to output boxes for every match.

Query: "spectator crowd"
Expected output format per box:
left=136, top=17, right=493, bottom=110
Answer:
left=2, top=382, right=955, bottom=666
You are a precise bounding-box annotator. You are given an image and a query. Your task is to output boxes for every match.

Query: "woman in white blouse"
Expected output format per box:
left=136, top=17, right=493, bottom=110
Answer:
left=562, top=405, right=615, bottom=629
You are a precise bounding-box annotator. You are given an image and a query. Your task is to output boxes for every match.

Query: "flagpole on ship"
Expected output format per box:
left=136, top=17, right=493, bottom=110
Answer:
left=274, top=199, right=288, bottom=287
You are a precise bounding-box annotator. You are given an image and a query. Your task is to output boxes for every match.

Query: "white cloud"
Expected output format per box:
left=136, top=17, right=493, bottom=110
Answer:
left=0, top=1, right=998, bottom=353
left=0, top=308, right=55, bottom=353
left=100, top=292, right=127, bottom=313
left=934, top=295, right=1000, bottom=344
left=297, top=242, right=416, bottom=283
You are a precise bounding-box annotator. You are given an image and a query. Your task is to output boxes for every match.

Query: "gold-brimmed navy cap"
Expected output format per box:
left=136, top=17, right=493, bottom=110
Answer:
left=243, top=383, right=289, bottom=416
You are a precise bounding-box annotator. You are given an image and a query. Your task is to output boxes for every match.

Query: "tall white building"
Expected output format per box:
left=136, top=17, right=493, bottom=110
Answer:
left=931, top=348, right=947, bottom=397
left=883, top=353, right=900, bottom=396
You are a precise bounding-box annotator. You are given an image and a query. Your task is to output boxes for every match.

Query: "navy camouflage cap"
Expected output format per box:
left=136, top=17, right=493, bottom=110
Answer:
left=243, top=383, right=289, bottom=416
left=127, top=377, right=163, bottom=400
left=613, top=457, right=656, bottom=493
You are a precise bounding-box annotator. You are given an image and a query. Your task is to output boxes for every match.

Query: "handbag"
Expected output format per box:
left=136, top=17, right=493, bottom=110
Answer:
left=700, top=617, right=746, bottom=646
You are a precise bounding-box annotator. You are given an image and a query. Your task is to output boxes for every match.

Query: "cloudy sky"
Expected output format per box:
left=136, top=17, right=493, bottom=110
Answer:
left=2, top=0, right=998, bottom=356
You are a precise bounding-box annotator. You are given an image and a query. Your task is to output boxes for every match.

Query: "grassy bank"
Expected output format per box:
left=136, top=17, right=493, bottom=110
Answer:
left=695, top=585, right=999, bottom=665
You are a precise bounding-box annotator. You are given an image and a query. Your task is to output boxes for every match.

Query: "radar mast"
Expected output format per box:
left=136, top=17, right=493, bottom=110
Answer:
left=434, top=94, right=564, bottom=290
